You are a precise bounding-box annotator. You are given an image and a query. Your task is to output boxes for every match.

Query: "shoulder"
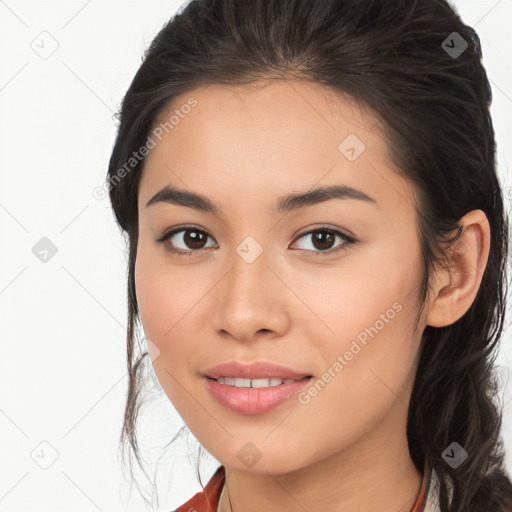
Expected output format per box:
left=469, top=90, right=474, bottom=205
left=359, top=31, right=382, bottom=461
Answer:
left=173, top=465, right=225, bottom=512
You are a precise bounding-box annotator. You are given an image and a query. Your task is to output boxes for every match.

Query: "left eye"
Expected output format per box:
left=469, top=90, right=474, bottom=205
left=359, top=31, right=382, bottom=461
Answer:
left=156, top=226, right=355, bottom=257
left=291, top=227, right=355, bottom=256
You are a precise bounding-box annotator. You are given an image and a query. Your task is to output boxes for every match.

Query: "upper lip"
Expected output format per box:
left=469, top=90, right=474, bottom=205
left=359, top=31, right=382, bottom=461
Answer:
left=203, top=361, right=312, bottom=380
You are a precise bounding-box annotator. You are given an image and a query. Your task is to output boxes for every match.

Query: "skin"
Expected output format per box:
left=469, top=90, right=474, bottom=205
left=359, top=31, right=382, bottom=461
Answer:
left=134, top=79, right=490, bottom=512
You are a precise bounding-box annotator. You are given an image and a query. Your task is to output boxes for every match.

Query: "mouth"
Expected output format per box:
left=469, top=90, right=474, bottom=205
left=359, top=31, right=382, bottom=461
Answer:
left=202, top=360, right=314, bottom=414
left=204, top=373, right=314, bottom=415
left=206, top=376, right=312, bottom=388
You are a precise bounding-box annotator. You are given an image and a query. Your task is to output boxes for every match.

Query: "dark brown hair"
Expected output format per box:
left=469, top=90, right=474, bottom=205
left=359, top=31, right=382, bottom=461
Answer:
left=107, top=0, right=512, bottom=509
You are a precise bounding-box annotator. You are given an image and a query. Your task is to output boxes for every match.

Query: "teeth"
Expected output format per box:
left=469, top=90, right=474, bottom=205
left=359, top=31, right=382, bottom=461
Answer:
left=216, top=377, right=298, bottom=387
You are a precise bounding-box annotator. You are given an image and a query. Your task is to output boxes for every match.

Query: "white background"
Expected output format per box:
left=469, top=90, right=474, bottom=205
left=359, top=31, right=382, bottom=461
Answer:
left=0, top=1, right=511, bottom=510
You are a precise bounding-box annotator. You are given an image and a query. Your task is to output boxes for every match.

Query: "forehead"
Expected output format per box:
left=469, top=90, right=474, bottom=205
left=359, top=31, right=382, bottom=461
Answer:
left=139, top=79, right=416, bottom=217
left=150, top=79, right=378, bottom=147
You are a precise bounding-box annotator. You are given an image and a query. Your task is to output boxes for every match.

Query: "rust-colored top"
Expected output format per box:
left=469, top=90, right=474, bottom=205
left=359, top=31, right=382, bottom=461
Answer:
left=173, top=465, right=429, bottom=512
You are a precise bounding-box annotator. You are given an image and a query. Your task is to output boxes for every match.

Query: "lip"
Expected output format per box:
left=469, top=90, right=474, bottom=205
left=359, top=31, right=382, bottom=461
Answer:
left=202, top=360, right=313, bottom=415
left=203, top=360, right=312, bottom=380
left=205, top=376, right=312, bottom=415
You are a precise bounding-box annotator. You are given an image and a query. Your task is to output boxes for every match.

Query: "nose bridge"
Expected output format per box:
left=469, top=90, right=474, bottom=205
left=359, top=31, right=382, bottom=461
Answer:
left=228, top=232, right=273, bottom=302
left=214, top=231, right=289, bottom=339
left=235, top=234, right=266, bottom=267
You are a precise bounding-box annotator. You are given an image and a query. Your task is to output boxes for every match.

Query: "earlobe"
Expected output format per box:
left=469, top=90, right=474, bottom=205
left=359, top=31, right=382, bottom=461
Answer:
left=425, top=209, right=490, bottom=328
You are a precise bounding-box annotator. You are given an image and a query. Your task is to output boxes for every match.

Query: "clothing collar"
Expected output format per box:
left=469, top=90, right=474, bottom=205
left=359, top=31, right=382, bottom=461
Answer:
left=174, top=463, right=446, bottom=511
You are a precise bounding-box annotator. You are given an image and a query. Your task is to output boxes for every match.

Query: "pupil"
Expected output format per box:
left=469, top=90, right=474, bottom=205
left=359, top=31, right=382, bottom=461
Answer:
left=185, top=230, right=206, bottom=249
left=314, top=231, right=334, bottom=250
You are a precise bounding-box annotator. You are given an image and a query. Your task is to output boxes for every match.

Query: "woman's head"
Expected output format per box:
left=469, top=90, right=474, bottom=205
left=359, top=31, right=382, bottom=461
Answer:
left=107, top=0, right=511, bottom=509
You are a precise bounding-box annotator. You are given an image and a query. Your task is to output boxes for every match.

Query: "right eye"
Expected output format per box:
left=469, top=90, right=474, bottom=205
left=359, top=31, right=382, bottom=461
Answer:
left=156, top=226, right=218, bottom=256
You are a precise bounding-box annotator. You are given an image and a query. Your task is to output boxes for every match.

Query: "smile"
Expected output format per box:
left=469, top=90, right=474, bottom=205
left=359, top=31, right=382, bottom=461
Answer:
left=214, top=377, right=300, bottom=387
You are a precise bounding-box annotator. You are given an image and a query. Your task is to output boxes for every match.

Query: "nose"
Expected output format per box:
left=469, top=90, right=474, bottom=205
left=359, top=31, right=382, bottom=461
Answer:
left=212, top=240, right=291, bottom=343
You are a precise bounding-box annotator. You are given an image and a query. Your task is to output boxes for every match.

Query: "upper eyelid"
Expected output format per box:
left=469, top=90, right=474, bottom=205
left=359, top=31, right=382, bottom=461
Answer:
left=156, top=225, right=210, bottom=243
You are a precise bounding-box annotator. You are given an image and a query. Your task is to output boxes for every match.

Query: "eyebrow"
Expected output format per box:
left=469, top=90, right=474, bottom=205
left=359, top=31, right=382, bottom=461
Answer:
left=145, top=184, right=377, bottom=215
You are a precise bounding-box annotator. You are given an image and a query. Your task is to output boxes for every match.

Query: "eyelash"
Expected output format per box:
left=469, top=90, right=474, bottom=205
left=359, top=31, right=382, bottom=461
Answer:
left=156, top=225, right=357, bottom=258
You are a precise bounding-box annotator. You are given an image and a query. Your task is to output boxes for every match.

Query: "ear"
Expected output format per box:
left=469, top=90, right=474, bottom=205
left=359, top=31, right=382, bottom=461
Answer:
left=425, top=209, right=491, bottom=328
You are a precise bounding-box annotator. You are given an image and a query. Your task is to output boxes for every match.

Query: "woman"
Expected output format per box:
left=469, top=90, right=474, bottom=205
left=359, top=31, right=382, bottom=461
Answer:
left=106, top=0, right=512, bottom=510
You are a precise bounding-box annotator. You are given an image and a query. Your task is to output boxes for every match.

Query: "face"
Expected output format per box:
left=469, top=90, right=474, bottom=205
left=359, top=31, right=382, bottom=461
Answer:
left=135, top=79, right=427, bottom=474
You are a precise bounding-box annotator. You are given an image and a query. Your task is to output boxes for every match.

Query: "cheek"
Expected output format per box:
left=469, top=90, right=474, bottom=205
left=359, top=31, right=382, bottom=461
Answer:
left=134, top=251, right=198, bottom=410
left=134, top=246, right=193, bottom=382
left=290, top=247, right=418, bottom=349
left=134, top=254, right=171, bottom=341
left=134, top=240, right=195, bottom=341
left=291, top=245, right=422, bottom=407
left=134, top=244, right=216, bottom=384
left=289, top=284, right=419, bottom=464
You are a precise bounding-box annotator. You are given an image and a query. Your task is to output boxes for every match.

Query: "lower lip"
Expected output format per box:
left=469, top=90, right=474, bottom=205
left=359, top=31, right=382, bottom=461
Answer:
left=204, top=377, right=312, bottom=415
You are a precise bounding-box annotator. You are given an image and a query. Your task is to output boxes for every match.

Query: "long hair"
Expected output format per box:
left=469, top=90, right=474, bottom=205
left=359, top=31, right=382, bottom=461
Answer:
left=107, top=0, right=512, bottom=509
